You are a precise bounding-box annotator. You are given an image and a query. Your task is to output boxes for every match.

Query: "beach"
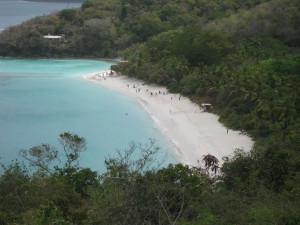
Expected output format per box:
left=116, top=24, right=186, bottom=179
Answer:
left=84, top=71, right=254, bottom=168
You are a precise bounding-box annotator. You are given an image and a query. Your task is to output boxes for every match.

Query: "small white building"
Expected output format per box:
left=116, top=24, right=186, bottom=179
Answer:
left=201, top=103, right=212, bottom=111
left=43, top=34, right=65, bottom=40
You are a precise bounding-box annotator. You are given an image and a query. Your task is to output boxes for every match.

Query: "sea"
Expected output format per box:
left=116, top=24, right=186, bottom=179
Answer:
left=0, top=59, right=177, bottom=172
left=0, top=0, right=83, bottom=32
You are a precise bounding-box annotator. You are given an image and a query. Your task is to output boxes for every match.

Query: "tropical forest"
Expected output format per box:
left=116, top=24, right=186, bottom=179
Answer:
left=0, top=0, right=299, bottom=224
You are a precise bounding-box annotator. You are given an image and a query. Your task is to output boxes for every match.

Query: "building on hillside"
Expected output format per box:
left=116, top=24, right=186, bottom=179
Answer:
left=43, top=34, right=65, bottom=41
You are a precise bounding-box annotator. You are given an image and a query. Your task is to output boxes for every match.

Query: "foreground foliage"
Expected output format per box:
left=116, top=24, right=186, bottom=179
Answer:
left=0, top=133, right=299, bottom=224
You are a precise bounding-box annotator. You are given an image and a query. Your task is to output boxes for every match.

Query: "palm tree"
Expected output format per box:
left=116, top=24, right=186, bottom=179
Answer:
left=202, top=154, right=219, bottom=174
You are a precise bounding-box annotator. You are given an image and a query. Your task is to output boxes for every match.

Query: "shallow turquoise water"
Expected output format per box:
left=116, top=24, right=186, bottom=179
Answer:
left=0, top=59, right=176, bottom=172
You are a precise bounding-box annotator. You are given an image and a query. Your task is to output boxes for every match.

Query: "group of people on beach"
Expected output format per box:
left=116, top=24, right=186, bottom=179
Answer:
left=94, top=72, right=215, bottom=116
left=94, top=70, right=118, bottom=80
left=127, top=82, right=185, bottom=102
left=127, top=83, right=169, bottom=97
left=126, top=82, right=207, bottom=116
left=94, top=71, right=217, bottom=117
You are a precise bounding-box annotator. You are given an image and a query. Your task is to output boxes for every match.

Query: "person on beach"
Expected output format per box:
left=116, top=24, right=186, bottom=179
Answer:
left=227, top=129, right=228, bottom=134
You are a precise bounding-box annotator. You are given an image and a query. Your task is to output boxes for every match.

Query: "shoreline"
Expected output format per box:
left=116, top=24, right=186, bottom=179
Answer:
left=84, top=71, right=254, bottom=167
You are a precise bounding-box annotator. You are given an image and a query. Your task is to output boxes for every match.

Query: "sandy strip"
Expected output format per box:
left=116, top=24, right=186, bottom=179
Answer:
left=84, top=71, right=253, bottom=167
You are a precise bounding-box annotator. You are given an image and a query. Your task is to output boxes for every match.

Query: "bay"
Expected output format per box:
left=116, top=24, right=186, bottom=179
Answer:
left=0, top=59, right=176, bottom=172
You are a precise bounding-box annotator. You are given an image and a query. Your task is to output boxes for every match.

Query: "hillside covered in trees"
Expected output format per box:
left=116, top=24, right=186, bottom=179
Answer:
left=0, top=0, right=299, bottom=224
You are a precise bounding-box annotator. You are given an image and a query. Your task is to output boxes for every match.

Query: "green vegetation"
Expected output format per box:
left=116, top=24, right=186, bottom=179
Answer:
left=0, top=0, right=282, bottom=57
left=0, top=0, right=299, bottom=224
left=0, top=133, right=299, bottom=224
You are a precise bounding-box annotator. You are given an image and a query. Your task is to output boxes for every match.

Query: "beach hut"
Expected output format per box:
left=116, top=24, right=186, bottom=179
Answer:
left=201, top=103, right=212, bottom=111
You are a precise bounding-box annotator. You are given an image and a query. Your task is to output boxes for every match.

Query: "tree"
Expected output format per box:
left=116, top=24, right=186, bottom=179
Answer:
left=22, top=202, right=70, bottom=225
left=17, top=132, right=97, bottom=224
left=175, top=27, right=230, bottom=66
left=88, top=140, right=211, bottom=224
left=20, top=132, right=87, bottom=173
left=131, top=12, right=164, bottom=41
left=78, top=18, right=117, bottom=56
left=59, top=9, right=81, bottom=25
left=59, top=132, right=87, bottom=169
left=90, top=140, right=165, bottom=224
left=56, top=167, right=98, bottom=198
left=221, top=148, right=259, bottom=194
left=0, top=162, right=30, bottom=224
left=202, top=154, right=220, bottom=174
left=20, top=144, right=58, bottom=174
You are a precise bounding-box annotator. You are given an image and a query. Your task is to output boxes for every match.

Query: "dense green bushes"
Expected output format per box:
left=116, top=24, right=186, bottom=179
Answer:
left=1, top=133, right=299, bottom=224
left=0, top=0, right=283, bottom=57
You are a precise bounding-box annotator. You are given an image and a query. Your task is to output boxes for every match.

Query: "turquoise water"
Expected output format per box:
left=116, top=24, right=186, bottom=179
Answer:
left=0, top=59, right=176, bottom=172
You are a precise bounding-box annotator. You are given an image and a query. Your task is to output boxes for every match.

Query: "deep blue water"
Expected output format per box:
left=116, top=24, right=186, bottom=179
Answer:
left=0, top=0, right=82, bottom=31
left=0, top=59, right=176, bottom=172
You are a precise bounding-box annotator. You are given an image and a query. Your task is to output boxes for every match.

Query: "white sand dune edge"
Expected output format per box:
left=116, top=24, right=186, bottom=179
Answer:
left=84, top=72, right=254, bottom=167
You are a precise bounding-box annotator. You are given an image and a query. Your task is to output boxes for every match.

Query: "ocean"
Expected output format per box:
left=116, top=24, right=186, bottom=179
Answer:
left=0, top=0, right=82, bottom=31
left=0, top=59, right=176, bottom=172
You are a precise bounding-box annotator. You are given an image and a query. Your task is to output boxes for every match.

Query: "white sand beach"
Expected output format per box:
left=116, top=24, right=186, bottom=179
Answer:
left=84, top=71, right=253, bottom=168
